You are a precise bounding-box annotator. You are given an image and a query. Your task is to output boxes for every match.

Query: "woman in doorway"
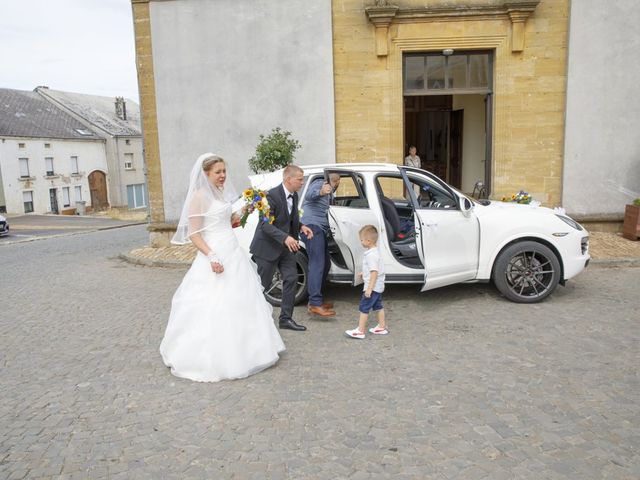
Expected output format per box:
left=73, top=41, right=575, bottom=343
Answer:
left=404, top=145, right=422, bottom=198
left=404, top=145, right=421, bottom=169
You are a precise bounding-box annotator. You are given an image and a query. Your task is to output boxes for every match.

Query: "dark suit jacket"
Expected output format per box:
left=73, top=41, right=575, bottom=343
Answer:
left=250, top=184, right=300, bottom=261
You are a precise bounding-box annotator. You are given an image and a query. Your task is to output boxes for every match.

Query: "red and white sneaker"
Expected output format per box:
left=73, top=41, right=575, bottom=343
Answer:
left=345, top=328, right=365, bottom=339
left=368, top=325, right=388, bottom=335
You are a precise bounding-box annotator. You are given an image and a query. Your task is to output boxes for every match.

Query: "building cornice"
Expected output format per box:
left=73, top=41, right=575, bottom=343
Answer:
left=365, top=0, right=540, bottom=55
left=0, top=134, right=105, bottom=142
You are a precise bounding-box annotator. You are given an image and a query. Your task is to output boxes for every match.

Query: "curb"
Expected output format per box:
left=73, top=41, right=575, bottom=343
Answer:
left=118, top=253, right=191, bottom=268
left=589, top=257, right=640, bottom=267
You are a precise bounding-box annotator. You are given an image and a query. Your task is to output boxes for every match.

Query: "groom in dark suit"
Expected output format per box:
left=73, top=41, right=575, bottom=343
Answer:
left=251, top=165, right=314, bottom=331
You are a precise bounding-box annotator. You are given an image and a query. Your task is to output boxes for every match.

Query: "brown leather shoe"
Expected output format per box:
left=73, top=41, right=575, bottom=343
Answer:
left=308, top=305, right=336, bottom=317
left=321, top=302, right=334, bottom=309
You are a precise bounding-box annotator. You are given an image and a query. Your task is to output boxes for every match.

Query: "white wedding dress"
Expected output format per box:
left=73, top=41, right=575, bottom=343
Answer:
left=160, top=200, right=285, bottom=382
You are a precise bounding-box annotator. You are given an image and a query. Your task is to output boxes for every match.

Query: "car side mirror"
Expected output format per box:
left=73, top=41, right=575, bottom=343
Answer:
left=460, top=197, right=473, bottom=217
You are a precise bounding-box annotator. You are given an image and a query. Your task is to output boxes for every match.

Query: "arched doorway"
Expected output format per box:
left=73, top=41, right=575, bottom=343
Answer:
left=88, top=170, right=109, bottom=211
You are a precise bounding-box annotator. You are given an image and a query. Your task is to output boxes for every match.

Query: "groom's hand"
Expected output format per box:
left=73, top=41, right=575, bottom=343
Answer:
left=284, top=235, right=300, bottom=252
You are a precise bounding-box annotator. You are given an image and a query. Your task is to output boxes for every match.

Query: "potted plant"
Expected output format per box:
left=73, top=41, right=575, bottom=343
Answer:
left=249, top=127, right=301, bottom=173
left=622, top=198, right=640, bottom=240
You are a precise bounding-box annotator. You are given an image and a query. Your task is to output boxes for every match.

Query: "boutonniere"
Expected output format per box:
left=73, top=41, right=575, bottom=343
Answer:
left=298, top=207, right=304, bottom=218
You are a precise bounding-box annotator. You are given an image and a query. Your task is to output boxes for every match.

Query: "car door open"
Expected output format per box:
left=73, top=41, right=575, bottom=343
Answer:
left=323, top=168, right=378, bottom=286
left=400, top=168, right=480, bottom=291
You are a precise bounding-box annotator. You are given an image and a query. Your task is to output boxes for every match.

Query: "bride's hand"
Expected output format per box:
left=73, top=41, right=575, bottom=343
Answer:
left=211, top=261, right=224, bottom=274
left=207, top=252, right=224, bottom=273
left=242, top=204, right=255, bottom=215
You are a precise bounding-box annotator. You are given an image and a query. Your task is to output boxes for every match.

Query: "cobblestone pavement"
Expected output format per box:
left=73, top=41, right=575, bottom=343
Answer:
left=1, top=225, right=639, bottom=479
left=121, top=230, right=640, bottom=267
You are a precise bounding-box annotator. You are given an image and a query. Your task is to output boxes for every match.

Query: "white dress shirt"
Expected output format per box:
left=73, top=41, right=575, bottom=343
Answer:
left=282, top=185, right=294, bottom=214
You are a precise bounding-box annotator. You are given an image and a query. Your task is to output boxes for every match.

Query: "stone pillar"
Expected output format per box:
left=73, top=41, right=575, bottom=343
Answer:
left=131, top=0, right=166, bottom=227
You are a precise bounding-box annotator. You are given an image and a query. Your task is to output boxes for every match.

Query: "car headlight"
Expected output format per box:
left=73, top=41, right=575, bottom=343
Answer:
left=555, top=214, right=583, bottom=231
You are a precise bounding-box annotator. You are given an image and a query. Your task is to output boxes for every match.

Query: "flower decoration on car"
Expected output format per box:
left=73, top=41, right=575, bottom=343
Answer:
left=501, top=190, right=532, bottom=204
left=240, top=188, right=274, bottom=227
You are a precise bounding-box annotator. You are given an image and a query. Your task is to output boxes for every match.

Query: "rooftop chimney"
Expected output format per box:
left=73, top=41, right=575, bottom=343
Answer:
left=115, top=96, right=127, bottom=121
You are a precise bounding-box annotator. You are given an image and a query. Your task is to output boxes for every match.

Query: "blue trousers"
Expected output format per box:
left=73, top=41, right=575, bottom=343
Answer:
left=302, top=224, right=331, bottom=306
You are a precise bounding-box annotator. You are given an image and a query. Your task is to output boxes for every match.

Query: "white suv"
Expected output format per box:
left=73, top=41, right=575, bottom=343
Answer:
left=234, top=164, right=590, bottom=305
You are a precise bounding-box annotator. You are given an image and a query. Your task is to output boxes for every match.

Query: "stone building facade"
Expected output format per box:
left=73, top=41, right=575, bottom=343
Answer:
left=0, top=87, right=146, bottom=214
left=0, top=88, right=107, bottom=215
left=36, top=88, right=146, bottom=210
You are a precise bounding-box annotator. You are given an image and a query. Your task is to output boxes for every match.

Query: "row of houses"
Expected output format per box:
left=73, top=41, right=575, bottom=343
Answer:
left=0, top=87, right=146, bottom=215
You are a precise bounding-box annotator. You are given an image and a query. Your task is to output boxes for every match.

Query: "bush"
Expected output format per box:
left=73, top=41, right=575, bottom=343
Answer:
left=248, top=127, right=301, bottom=174
left=633, top=198, right=640, bottom=206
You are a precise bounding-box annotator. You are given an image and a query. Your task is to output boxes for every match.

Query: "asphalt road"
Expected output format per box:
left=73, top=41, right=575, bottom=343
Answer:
left=0, top=214, right=145, bottom=243
left=0, top=225, right=638, bottom=479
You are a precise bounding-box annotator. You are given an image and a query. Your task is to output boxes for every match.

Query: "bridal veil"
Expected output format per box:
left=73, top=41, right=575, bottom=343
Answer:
left=171, top=153, right=239, bottom=245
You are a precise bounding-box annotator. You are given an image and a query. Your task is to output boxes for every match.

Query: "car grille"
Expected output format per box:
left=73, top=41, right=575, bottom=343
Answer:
left=581, top=236, right=589, bottom=255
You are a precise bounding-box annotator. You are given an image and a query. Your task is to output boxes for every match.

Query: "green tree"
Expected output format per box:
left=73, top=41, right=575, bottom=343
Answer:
left=248, top=127, right=301, bottom=174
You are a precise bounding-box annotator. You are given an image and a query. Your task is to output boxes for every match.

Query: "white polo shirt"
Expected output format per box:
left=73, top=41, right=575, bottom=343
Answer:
left=362, top=247, right=385, bottom=293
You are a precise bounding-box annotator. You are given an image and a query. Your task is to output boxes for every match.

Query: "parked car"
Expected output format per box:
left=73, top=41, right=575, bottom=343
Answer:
left=0, top=214, right=9, bottom=237
left=233, top=164, right=590, bottom=305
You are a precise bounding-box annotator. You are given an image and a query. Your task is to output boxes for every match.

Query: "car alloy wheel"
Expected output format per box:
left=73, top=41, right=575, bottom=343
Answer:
left=264, top=252, right=309, bottom=307
left=493, top=240, right=561, bottom=303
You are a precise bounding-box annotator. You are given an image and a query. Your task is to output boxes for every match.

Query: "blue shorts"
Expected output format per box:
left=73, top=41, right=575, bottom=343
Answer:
left=359, top=291, right=384, bottom=314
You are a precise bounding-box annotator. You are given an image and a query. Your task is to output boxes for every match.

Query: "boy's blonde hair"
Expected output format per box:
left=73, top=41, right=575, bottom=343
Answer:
left=359, top=224, right=378, bottom=243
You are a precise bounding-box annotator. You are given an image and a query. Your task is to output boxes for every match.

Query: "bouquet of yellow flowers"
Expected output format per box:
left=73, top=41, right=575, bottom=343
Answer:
left=240, top=188, right=274, bottom=227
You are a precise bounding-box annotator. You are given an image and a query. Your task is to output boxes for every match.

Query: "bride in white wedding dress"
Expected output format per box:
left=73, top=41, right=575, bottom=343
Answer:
left=160, top=153, right=285, bottom=382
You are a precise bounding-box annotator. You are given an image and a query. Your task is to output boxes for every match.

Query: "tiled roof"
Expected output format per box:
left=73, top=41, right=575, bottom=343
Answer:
left=0, top=88, right=102, bottom=140
left=37, top=88, right=141, bottom=136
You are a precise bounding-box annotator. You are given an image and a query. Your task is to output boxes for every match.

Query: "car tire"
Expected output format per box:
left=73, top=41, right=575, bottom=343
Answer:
left=264, top=252, right=309, bottom=307
left=492, top=240, right=561, bottom=303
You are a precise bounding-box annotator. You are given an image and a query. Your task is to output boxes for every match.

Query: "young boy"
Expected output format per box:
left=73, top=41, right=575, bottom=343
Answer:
left=345, top=225, right=388, bottom=339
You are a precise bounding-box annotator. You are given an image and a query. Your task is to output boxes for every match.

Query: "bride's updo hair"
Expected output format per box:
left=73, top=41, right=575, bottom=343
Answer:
left=202, top=154, right=225, bottom=172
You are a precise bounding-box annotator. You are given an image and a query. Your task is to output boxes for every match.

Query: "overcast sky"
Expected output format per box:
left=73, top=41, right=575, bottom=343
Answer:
left=0, top=0, right=139, bottom=101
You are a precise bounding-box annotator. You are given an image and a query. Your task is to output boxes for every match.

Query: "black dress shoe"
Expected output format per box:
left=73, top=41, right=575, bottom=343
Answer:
left=279, top=319, right=307, bottom=331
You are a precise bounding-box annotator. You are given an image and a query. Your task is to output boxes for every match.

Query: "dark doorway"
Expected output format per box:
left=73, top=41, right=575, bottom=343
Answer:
left=88, top=170, right=109, bottom=211
left=49, top=188, right=59, bottom=214
left=449, top=109, right=463, bottom=188
left=404, top=95, right=488, bottom=192
left=404, top=95, right=451, bottom=182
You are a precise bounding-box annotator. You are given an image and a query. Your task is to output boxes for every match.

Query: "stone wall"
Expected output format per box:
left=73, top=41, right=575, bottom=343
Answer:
left=563, top=0, right=640, bottom=218
left=142, top=0, right=336, bottom=223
